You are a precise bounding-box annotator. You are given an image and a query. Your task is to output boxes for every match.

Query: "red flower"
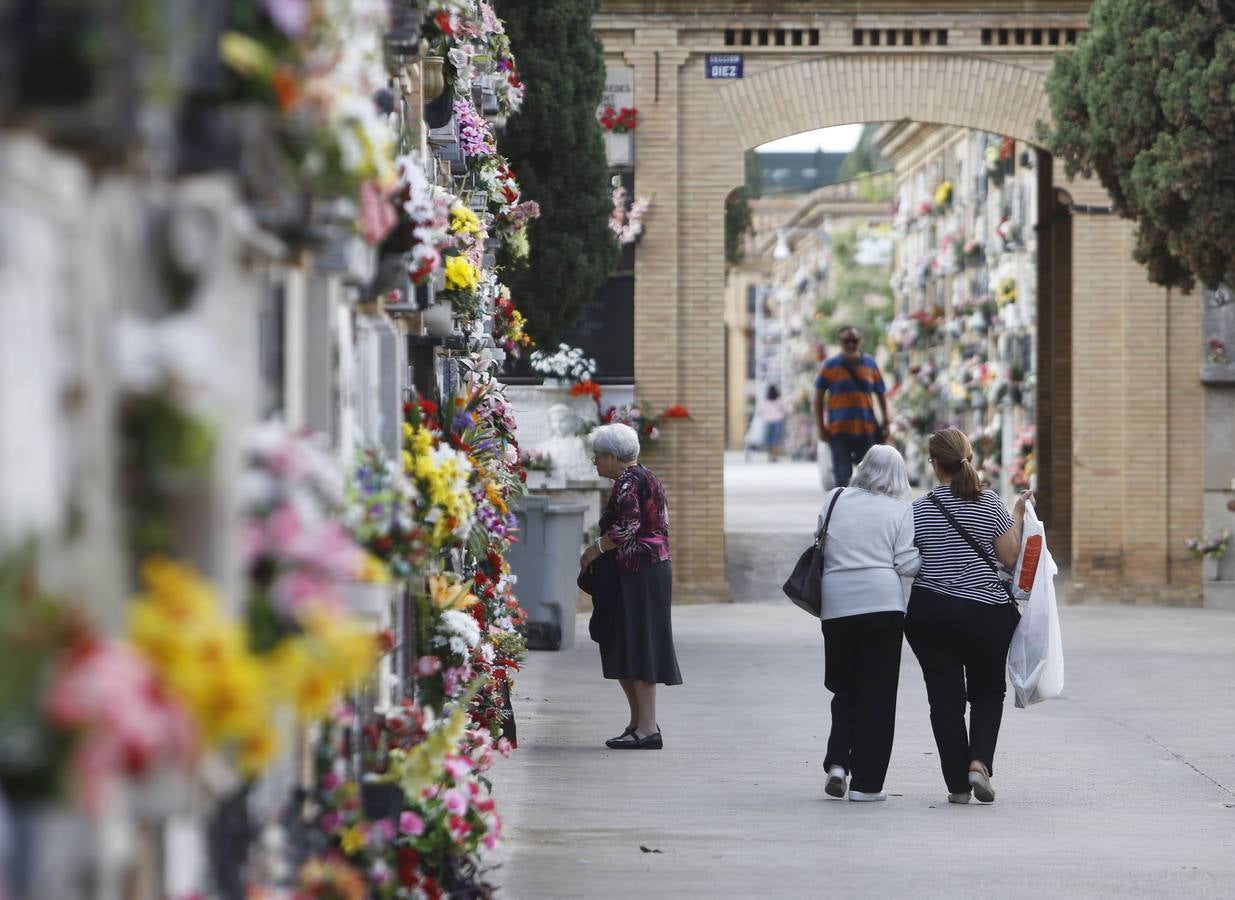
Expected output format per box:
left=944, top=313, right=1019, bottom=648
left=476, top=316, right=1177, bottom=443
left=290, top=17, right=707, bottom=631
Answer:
left=396, top=848, right=421, bottom=887
left=661, top=404, right=691, bottom=419
left=418, top=399, right=438, bottom=418
left=570, top=381, right=603, bottom=404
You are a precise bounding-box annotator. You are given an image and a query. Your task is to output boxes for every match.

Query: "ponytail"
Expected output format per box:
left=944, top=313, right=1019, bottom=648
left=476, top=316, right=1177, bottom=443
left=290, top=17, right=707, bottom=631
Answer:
left=928, top=427, right=983, bottom=502
left=951, top=457, right=982, bottom=502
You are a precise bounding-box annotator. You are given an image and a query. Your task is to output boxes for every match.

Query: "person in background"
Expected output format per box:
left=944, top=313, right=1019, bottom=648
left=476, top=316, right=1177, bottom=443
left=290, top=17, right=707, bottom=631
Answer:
left=813, top=326, right=890, bottom=486
left=905, top=427, right=1033, bottom=805
left=756, top=384, right=788, bottom=462
left=817, top=445, right=921, bottom=802
left=578, top=423, right=682, bottom=750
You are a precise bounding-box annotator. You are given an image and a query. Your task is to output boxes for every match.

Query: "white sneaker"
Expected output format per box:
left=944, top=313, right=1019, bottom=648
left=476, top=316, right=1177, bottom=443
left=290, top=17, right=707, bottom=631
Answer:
left=947, top=791, right=971, bottom=804
left=824, top=765, right=847, bottom=798
left=969, top=770, right=995, bottom=803
left=848, top=790, right=887, bottom=802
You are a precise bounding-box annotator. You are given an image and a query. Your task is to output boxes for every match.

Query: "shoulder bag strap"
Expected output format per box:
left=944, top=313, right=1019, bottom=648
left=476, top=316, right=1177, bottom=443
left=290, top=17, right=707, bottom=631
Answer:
left=816, top=487, right=844, bottom=547
left=926, top=492, right=1015, bottom=602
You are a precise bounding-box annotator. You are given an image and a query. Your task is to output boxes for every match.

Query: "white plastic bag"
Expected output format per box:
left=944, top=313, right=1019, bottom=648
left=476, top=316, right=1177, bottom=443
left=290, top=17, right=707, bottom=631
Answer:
left=817, top=440, right=835, bottom=491
left=1007, top=503, right=1065, bottom=707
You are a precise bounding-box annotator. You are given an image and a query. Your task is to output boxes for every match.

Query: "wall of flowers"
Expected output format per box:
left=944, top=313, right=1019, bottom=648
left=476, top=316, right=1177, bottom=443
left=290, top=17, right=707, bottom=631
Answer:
left=884, top=131, right=1040, bottom=498
left=0, top=1, right=544, bottom=897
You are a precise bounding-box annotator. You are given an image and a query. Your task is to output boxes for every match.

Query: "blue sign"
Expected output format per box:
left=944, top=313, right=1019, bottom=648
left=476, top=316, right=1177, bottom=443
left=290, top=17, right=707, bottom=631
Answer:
left=706, top=54, right=744, bottom=79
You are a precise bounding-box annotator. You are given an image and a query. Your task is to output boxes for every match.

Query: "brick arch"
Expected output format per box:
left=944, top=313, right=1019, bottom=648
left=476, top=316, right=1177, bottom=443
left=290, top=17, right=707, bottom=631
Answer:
left=716, top=54, right=1052, bottom=150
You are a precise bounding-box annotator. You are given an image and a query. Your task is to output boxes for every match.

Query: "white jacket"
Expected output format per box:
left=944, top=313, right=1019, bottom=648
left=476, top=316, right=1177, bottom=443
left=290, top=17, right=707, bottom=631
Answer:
left=816, top=487, right=921, bottom=620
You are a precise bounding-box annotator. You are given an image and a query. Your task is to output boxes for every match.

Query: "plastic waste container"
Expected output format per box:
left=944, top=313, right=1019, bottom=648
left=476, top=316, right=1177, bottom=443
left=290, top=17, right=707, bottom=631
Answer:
left=506, top=495, right=587, bottom=650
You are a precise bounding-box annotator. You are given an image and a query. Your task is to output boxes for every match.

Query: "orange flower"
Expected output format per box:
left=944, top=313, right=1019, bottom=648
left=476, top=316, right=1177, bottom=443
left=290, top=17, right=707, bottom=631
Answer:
left=662, top=405, right=691, bottom=419
left=570, top=381, right=603, bottom=403
left=271, top=66, right=300, bottom=111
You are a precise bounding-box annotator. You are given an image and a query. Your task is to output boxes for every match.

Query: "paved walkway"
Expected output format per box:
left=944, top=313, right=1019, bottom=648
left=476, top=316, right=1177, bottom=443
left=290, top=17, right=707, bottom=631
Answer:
left=492, top=459, right=1235, bottom=898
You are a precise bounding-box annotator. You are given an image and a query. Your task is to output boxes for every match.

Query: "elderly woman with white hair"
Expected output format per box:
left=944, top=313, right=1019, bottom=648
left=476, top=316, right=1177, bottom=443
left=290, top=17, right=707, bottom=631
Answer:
left=578, top=422, right=682, bottom=750
left=817, top=444, right=921, bottom=801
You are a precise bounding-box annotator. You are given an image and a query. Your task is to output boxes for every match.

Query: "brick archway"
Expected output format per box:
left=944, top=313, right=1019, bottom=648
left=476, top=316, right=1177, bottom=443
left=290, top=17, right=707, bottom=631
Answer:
left=599, top=10, right=1202, bottom=604
left=718, top=54, right=1051, bottom=151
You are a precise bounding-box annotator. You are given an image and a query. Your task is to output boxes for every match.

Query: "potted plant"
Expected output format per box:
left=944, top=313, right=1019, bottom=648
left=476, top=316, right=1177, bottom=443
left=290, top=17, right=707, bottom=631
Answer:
left=1185, top=529, right=1230, bottom=581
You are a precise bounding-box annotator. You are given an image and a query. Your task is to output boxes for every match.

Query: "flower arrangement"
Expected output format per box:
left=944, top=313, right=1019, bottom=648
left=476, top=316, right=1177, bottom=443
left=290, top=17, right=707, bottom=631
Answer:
left=570, top=380, right=604, bottom=404
left=529, top=343, right=597, bottom=384
left=345, top=446, right=434, bottom=579
left=454, top=97, right=497, bottom=162
left=383, top=154, right=453, bottom=285
left=1007, top=424, right=1035, bottom=491
left=610, top=183, right=651, bottom=245
left=963, top=238, right=985, bottom=262
left=999, top=136, right=1017, bottom=162
left=996, top=276, right=1018, bottom=307
left=519, top=450, right=554, bottom=473
left=401, top=403, right=476, bottom=549
left=1185, top=529, right=1230, bottom=559
left=995, top=215, right=1022, bottom=250
left=493, top=285, right=533, bottom=355
left=596, top=402, right=691, bottom=452
left=0, top=555, right=196, bottom=812
left=598, top=105, right=637, bottom=133
left=915, top=196, right=935, bottom=219
left=1206, top=337, right=1230, bottom=364
left=934, top=180, right=953, bottom=211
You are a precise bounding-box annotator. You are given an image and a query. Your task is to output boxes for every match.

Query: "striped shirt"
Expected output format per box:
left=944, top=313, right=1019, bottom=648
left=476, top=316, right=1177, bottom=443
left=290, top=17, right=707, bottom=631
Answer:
left=814, top=353, right=886, bottom=436
left=911, top=485, right=1015, bottom=605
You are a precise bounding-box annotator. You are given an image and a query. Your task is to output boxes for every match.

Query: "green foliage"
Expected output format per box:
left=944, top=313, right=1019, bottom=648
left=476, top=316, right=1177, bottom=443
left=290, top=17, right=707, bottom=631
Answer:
left=743, top=149, right=765, bottom=199
left=837, top=124, right=892, bottom=183
left=812, top=227, right=892, bottom=347
left=1040, top=0, right=1235, bottom=291
left=495, top=0, right=618, bottom=346
left=725, top=188, right=754, bottom=267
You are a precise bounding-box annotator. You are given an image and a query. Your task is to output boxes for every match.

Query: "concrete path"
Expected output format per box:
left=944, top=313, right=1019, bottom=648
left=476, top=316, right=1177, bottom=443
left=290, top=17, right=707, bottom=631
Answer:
left=494, top=603, right=1235, bottom=899
left=491, top=457, right=1235, bottom=897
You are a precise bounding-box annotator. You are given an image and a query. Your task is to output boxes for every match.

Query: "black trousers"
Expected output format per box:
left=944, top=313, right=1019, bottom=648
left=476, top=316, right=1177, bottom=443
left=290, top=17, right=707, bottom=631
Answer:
left=830, top=433, right=877, bottom=487
left=904, top=586, right=1019, bottom=794
left=821, top=611, right=904, bottom=793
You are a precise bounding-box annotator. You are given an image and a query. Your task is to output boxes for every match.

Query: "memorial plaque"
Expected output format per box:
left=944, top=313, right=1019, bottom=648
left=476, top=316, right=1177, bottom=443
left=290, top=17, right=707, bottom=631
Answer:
left=562, top=274, right=634, bottom=381
left=1202, top=283, right=1235, bottom=383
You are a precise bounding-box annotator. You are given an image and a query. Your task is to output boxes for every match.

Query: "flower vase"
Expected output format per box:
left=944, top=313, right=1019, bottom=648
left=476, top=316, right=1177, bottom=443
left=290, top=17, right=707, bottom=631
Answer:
left=423, top=303, right=455, bottom=338
left=604, top=130, right=634, bottom=167
left=1203, top=555, right=1220, bottom=581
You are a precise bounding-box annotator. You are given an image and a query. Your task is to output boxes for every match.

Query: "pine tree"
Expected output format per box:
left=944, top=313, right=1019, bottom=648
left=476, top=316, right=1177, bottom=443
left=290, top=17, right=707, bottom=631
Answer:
left=1040, top=0, right=1235, bottom=291
left=496, top=0, right=618, bottom=345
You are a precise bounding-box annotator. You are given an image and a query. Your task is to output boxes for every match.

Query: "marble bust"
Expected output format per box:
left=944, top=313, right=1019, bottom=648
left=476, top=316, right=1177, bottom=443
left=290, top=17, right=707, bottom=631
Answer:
left=535, top=403, right=599, bottom=484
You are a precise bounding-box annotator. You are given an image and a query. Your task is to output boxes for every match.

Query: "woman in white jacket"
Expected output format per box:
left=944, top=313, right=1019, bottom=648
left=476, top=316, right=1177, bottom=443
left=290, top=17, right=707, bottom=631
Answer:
left=817, top=444, right=921, bottom=801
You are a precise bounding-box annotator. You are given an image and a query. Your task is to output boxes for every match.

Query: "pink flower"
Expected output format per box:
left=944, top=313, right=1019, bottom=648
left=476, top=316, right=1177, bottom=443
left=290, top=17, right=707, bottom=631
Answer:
left=448, top=816, right=472, bottom=843
left=373, top=818, right=396, bottom=843
left=369, top=860, right=392, bottom=886
left=444, top=756, right=472, bottom=781
left=495, top=737, right=514, bottom=758
left=399, top=811, right=426, bottom=836
left=320, top=810, right=342, bottom=833
left=442, top=789, right=468, bottom=816
left=415, top=656, right=442, bottom=677
left=359, top=180, right=398, bottom=246
left=321, top=771, right=343, bottom=791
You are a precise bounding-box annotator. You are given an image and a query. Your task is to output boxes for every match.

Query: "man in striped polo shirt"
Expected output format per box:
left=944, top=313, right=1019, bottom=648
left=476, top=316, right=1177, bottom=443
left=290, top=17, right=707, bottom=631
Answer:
left=813, top=326, right=890, bottom=487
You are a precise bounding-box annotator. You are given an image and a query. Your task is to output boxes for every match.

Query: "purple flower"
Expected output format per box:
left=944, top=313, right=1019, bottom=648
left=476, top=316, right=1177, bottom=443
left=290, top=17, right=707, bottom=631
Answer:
left=443, top=789, right=468, bottom=816
left=264, top=0, right=309, bottom=37
left=320, top=809, right=342, bottom=833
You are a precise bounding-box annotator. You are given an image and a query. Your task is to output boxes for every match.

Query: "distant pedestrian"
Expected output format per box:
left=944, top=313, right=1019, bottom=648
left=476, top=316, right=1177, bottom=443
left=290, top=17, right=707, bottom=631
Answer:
left=578, top=423, right=682, bottom=750
left=905, top=428, right=1033, bottom=804
left=813, top=326, right=890, bottom=486
left=756, top=384, right=788, bottom=462
left=817, top=445, right=921, bottom=802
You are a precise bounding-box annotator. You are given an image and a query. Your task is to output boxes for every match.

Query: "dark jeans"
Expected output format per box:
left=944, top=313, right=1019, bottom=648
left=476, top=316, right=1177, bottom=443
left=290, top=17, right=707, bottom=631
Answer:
left=821, top=611, right=904, bottom=793
left=904, top=586, right=1019, bottom=794
left=830, top=433, right=877, bottom=486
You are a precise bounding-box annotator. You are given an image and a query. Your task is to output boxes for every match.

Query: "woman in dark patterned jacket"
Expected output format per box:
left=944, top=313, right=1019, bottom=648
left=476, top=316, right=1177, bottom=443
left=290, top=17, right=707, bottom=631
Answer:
left=578, top=423, right=682, bottom=750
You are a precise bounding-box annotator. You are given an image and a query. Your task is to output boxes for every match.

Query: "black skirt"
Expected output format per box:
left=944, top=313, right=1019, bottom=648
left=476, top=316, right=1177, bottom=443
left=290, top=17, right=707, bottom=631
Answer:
left=593, top=559, right=683, bottom=685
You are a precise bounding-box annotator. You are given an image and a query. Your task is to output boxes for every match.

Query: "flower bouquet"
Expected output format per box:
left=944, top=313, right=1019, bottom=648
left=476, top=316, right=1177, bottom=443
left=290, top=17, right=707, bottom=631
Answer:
left=1184, top=530, right=1230, bottom=560
left=529, top=343, right=597, bottom=385
left=598, top=105, right=637, bottom=133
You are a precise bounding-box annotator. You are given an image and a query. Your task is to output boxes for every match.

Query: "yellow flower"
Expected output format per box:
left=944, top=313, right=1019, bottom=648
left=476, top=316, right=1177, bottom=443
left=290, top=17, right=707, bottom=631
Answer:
left=450, top=204, right=481, bottom=236
left=339, top=824, right=368, bottom=856
left=934, top=180, right=953, bottom=208
left=429, top=574, right=478, bottom=611
left=355, top=552, right=390, bottom=583
left=236, top=723, right=279, bottom=775
left=995, top=276, right=1017, bottom=307
left=445, top=255, right=480, bottom=293
left=219, top=32, right=275, bottom=78
left=388, top=704, right=470, bottom=800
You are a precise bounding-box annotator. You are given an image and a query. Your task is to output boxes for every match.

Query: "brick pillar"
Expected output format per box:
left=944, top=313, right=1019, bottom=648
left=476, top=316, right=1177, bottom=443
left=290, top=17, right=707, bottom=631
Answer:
left=623, top=39, right=735, bottom=603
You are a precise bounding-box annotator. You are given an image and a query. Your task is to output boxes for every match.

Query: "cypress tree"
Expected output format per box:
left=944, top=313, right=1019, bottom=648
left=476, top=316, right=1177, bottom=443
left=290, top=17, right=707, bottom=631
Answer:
left=496, top=0, right=618, bottom=346
left=1040, top=0, right=1235, bottom=291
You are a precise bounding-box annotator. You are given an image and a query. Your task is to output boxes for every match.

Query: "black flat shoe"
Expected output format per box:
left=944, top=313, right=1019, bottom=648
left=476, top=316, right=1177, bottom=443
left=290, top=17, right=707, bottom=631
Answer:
left=607, top=725, right=636, bottom=744
left=607, top=730, right=662, bottom=750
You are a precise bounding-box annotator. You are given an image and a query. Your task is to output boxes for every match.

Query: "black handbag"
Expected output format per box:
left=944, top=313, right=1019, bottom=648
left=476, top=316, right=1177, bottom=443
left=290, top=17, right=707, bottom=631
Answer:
left=783, top=488, right=844, bottom=617
left=579, top=554, right=616, bottom=643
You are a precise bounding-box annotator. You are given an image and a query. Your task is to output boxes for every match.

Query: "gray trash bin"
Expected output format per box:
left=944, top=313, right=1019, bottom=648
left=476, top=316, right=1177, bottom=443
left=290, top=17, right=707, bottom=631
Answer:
left=506, top=495, right=587, bottom=650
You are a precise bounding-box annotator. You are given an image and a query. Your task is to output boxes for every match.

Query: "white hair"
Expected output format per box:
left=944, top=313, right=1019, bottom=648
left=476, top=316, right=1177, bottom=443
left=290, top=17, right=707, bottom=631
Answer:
left=849, top=444, right=911, bottom=498
left=590, top=423, right=641, bottom=462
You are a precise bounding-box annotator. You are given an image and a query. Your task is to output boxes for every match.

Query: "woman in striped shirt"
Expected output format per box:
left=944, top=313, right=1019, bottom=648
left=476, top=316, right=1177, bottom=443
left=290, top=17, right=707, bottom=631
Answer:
left=905, top=428, right=1032, bottom=805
